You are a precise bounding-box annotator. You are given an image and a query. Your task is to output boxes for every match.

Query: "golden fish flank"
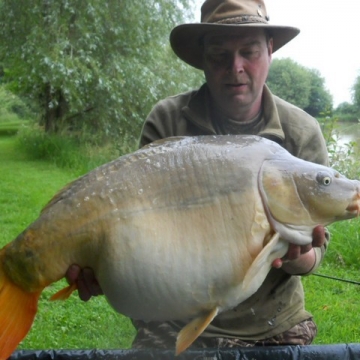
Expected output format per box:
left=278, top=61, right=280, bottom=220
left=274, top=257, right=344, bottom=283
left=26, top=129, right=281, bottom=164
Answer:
left=0, top=135, right=360, bottom=358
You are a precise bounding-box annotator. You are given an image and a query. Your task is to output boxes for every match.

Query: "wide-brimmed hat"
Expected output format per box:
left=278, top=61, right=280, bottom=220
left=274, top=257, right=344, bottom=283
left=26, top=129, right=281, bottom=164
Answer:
left=170, top=0, right=300, bottom=70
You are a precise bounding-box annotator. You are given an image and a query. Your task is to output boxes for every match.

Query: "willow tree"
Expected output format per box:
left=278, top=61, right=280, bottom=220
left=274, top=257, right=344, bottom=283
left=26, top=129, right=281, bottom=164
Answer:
left=0, top=0, right=202, bottom=143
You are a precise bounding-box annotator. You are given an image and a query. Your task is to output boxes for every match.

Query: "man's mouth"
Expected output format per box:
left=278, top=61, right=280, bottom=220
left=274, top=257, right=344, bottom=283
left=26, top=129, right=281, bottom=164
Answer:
left=225, top=83, right=247, bottom=91
left=226, top=81, right=247, bottom=87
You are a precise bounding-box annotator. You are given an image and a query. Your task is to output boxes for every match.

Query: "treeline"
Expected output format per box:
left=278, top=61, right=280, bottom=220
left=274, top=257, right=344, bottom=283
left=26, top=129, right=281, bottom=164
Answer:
left=267, top=58, right=360, bottom=122
left=0, top=0, right=359, bottom=148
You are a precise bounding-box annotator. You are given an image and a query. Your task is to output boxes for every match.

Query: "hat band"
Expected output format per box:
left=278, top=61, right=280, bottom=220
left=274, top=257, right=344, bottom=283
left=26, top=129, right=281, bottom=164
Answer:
left=213, top=15, right=268, bottom=25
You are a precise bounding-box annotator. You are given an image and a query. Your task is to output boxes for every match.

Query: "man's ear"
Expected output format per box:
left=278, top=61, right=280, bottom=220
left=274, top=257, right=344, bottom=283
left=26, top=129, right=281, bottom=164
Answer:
left=267, top=37, right=274, bottom=57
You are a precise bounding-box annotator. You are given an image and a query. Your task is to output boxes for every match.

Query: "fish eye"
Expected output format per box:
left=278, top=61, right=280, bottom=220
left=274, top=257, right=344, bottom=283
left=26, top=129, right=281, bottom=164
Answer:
left=316, top=172, right=332, bottom=186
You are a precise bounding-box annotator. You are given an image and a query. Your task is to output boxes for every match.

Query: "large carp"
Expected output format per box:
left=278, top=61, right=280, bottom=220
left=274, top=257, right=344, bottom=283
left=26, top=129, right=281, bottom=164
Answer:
left=0, top=135, right=359, bottom=358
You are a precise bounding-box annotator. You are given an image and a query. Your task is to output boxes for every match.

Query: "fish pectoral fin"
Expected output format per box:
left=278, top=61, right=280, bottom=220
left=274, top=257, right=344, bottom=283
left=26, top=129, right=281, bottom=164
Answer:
left=176, top=307, right=219, bottom=356
left=243, top=233, right=288, bottom=294
left=50, top=282, right=78, bottom=301
left=0, top=270, right=41, bottom=360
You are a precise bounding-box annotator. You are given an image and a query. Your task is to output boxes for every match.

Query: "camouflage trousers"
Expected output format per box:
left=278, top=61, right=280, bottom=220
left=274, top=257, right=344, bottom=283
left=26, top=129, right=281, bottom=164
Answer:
left=131, top=318, right=317, bottom=350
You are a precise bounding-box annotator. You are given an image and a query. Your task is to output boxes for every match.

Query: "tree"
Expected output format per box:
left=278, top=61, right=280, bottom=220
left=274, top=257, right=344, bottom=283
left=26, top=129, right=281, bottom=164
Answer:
left=0, top=0, right=203, bottom=144
left=267, top=58, right=333, bottom=117
left=335, top=102, right=357, bottom=114
left=267, top=58, right=311, bottom=109
left=352, top=74, right=360, bottom=111
left=303, top=68, right=333, bottom=117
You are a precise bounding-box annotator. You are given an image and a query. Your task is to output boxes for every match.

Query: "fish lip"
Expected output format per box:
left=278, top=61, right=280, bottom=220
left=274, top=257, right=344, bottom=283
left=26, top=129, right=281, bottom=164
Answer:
left=345, top=203, right=360, bottom=216
left=345, top=192, right=360, bottom=216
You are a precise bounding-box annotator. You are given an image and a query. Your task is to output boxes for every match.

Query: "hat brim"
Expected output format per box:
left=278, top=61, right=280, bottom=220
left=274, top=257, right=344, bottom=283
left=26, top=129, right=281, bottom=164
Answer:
left=170, top=23, right=300, bottom=70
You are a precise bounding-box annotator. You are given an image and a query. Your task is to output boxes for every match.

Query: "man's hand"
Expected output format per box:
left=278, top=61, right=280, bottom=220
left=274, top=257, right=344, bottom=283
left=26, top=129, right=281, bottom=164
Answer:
left=271, top=225, right=326, bottom=274
left=65, top=264, right=103, bottom=301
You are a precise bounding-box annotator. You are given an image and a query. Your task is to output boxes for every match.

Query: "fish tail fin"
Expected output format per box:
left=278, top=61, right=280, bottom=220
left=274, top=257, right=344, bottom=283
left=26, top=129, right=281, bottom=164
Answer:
left=0, top=267, right=41, bottom=360
left=175, top=307, right=219, bottom=356
left=50, top=283, right=78, bottom=301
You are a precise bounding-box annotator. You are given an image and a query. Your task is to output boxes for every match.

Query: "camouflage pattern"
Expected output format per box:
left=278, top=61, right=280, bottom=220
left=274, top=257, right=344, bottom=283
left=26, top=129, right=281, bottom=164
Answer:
left=131, top=318, right=317, bottom=350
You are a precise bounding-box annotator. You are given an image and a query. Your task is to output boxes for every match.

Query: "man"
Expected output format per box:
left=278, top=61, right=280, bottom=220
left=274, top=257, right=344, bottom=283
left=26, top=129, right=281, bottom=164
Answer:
left=67, top=0, right=328, bottom=350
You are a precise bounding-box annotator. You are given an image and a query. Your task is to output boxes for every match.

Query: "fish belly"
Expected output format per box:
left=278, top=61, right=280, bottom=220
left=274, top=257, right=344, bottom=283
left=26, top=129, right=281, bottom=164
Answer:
left=95, top=191, right=270, bottom=322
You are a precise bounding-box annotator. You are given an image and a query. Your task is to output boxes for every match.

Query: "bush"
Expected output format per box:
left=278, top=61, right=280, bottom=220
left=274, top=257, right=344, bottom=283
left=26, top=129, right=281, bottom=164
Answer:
left=15, top=125, right=124, bottom=176
left=0, top=84, right=34, bottom=135
left=0, top=85, right=34, bottom=121
left=334, top=113, right=360, bottom=123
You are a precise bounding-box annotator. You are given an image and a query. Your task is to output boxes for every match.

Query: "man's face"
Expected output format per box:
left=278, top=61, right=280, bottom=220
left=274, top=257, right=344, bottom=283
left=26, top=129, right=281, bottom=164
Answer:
left=202, top=29, right=273, bottom=120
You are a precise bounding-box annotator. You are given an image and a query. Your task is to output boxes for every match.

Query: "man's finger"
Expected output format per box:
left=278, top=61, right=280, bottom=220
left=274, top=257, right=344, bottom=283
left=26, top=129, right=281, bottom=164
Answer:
left=312, top=225, right=326, bottom=247
left=65, top=264, right=81, bottom=284
left=83, top=267, right=104, bottom=296
left=272, top=258, right=283, bottom=268
left=300, top=243, right=313, bottom=254
left=286, top=244, right=301, bottom=260
left=77, top=272, right=92, bottom=302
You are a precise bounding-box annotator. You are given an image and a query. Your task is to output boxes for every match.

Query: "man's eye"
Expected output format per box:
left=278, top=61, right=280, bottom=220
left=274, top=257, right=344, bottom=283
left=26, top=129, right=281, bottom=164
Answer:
left=242, top=50, right=260, bottom=59
left=208, top=53, right=226, bottom=62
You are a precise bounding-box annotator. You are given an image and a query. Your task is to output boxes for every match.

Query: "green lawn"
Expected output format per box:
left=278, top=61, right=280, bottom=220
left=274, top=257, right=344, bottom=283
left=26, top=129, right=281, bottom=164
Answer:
left=1, top=133, right=360, bottom=352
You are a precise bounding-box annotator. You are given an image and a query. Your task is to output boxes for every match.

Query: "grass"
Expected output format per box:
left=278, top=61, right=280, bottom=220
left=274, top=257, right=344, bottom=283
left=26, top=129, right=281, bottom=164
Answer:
left=1, top=129, right=360, bottom=351
left=0, top=135, right=135, bottom=351
left=302, top=218, right=360, bottom=344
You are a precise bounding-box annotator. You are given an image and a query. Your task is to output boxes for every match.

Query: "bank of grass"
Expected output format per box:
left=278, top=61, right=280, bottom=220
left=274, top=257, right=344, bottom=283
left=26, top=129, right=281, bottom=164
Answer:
left=1, top=127, right=360, bottom=351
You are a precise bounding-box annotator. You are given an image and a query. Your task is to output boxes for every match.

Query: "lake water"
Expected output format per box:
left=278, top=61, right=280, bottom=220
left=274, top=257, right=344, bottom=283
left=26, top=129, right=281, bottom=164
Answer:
left=328, top=122, right=360, bottom=177
left=335, top=122, right=360, bottom=148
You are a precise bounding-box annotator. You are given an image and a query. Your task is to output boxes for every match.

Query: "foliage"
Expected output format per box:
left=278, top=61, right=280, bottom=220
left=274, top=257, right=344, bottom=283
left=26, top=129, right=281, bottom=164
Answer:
left=303, top=68, right=333, bottom=117
left=15, top=124, right=121, bottom=176
left=267, top=58, right=333, bottom=116
left=0, top=0, right=203, bottom=143
left=0, top=85, right=32, bottom=135
left=351, top=73, right=360, bottom=111
left=0, top=85, right=34, bottom=121
left=332, top=74, right=360, bottom=122
left=333, top=101, right=359, bottom=122
left=318, top=115, right=360, bottom=179
left=267, top=58, right=311, bottom=109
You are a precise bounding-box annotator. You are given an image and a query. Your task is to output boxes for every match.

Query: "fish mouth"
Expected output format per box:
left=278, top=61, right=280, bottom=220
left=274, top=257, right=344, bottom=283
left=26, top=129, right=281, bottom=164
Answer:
left=345, top=198, right=360, bottom=216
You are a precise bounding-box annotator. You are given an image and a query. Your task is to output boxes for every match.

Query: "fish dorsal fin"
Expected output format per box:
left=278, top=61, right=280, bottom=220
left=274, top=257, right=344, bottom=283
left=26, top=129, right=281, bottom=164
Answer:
left=243, top=233, right=288, bottom=293
left=176, top=307, right=219, bottom=355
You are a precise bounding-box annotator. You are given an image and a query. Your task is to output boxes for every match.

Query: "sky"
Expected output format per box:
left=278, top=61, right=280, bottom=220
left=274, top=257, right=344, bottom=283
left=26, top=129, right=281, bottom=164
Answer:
left=194, top=0, right=360, bottom=107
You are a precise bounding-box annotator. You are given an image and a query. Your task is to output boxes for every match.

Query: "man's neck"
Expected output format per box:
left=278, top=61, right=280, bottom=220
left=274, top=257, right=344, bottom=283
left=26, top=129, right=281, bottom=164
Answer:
left=215, top=102, right=262, bottom=122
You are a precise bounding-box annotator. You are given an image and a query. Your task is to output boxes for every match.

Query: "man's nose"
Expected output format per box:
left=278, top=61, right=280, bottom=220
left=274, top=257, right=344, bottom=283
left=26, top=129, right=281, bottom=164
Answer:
left=230, top=54, right=245, bottom=73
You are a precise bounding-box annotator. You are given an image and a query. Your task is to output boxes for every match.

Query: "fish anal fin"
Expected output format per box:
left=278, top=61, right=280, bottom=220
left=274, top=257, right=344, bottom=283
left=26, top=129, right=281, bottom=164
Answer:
left=243, top=233, right=288, bottom=294
left=0, top=271, right=41, bottom=360
left=50, top=283, right=78, bottom=301
left=176, top=307, right=219, bottom=356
